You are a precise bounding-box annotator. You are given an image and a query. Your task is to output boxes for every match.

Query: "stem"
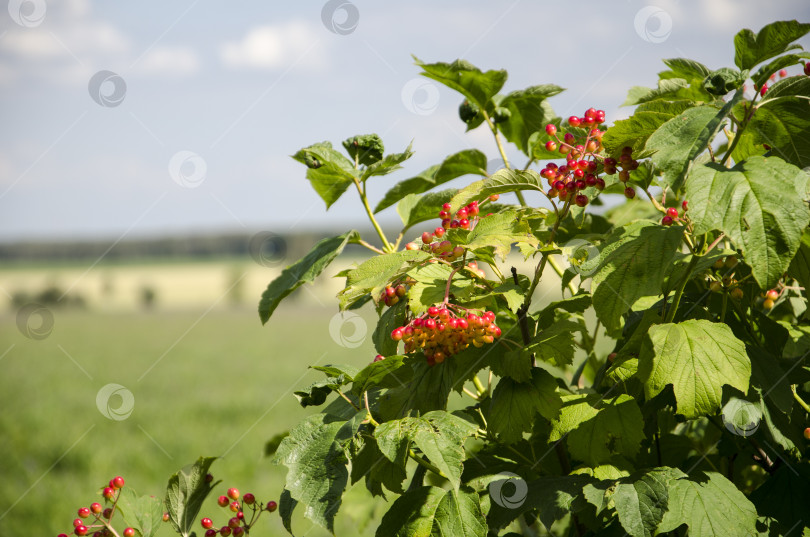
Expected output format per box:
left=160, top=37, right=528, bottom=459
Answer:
left=462, top=387, right=481, bottom=401
left=409, top=449, right=446, bottom=478
left=655, top=432, right=663, bottom=467
left=364, top=391, right=379, bottom=427
left=483, top=110, right=527, bottom=207
left=472, top=375, right=488, bottom=398
left=337, top=389, right=360, bottom=411
left=352, top=178, right=391, bottom=252
left=791, top=385, right=810, bottom=414
left=512, top=267, right=535, bottom=366
left=547, top=255, right=578, bottom=296
left=720, top=292, right=728, bottom=323
left=705, top=233, right=726, bottom=255
left=443, top=264, right=464, bottom=304
left=407, top=464, right=428, bottom=492
left=664, top=247, right=701, bottom=323
left=748, top=437, right=776, bottom=473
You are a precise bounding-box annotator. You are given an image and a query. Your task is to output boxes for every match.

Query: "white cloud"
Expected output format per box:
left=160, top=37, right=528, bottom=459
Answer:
left=219, top=22, right=324, bottom=70
left=135, top=46, right=201, bottom=76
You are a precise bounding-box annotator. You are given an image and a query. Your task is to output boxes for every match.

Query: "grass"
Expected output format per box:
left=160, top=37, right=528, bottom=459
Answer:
left=0, top=304, right=387, bottom=536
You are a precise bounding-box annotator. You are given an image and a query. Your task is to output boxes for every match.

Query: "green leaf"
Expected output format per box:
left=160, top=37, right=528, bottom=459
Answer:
left=414, top=56, right=507, bottom=110
left=453, top=209, right=539, bottom=260
left=613, top=467, right=683, bottom=537
left=293, top=372, right=352, bottom=408
left=488, top=368, right=562, bottom=444
left=272, top=414, right=349, bottom=532
left=549, top=393, right=646, bottom=466
left=278, top=489, right=297, bottom=534
left=759, top=74, right=810, bottom=103
left=351, top=355, right=412, bottom=395
left=117, top=488, right=165, bottom=537
left=657, top=471, right=759, bottom=537
left=406, top=262, right=475, bottom=315
left=379, top=356, right=458, bottom=419
left=374, top=411, right=477, bottom=490
left=527, top=319, right=580, bottom=367
left=338, top=250, right=431, bottom=310
left=431, top=488, right=487, bottom=537
left=602, top=111, right=677, bottom=158
left=450, top=168, right=547, bottom=212
left=623, top=78, right=690, bottom=106
left=397, top=189, right=456, bottom=231
left=362, top=143, right=414, bottom=181
left=584, top=221, right=684, bottom=333
left=638, top=320, right=750, bottom=419
left=734, top=20, right=810, bottom=70
left=745, top=98, right=810, bottom=167
left=703, top=67, right=746, bottom=96
left=375, top=150, right=487, bottom=213
left=645, top=99, right=739, bottom=191
left=750, top=462, right=810, bottom=532
left=497, top=85, right=564, bottom=154
left=259, top=231, right=358, bottom=324
left=375, top=486, right=446, bottom=537
left=303, top=162, right=357, bottom=209
left=487, top=475, right=594, bottom=531
left=685, top=156, right=810, bottom=288
left=373, top=300, right=407, bottom=357
left=164, top=456, right=218, bottom=537
left=752, top=53, right=810, bottom=89
left=342, top=134, right=384, bottom=166
left=788, top=229, right=810, bottom=290
left=292, top=141, right=355, bottom=173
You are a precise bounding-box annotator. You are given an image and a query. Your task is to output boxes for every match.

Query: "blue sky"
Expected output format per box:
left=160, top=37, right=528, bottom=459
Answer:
left=1, top=0, right=808, bottom=243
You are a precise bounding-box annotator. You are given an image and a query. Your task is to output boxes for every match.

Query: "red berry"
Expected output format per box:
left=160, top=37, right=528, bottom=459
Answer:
left=427, top=306, right=439, bottom=316
left=237, top=511, right=245, bottom=520
left=218, top=495, right=229, bottom=507
left=73, top=519, right=83, bottom=527
left=103, top=508, right=113, bottom=519
left=384, top=286, right=396, bottom=298
left=563, top=133, right=575, bottom=145
left=220, top=528, right=232, bottom=537
left=424, top=318, right=436, bottom=330
left=805, top=63, right=810, bottom=76
left=74, top=526, right=88, bottom=537
left=442, top=203, right=451, bottom=210
left=243, top=493, right=255, bottom=505
left=779, top=68, right=788, bottom=77
left=205, top=531, right=216, bottom=537
left=662, top=216, right=673, bottom=226
left=766, top=289, right=779, bottom=300
left=78, top=507, right=90, bottom=518
left=421, top=231, right=433, bottom=244
left=266, top=501, right=278, bottom=512
left=112, top=476, right=125, bottom=489
left=488, top=194, right=499, bottom=201
left=205, top=473, right=213, bottom=483
left=682, top=200, right=688, bottom=211
left=545, top=140, right=557, bottom=151
left=232, top=528, right=244, bottom=537
left=90, top=503, right=102, bottom=515
left=584, top=107, right=597, bottom=119
left=574, top=194, right=588, bottom=207
left=545, top=124, right=557, bottom=136
left=568, top=116, right=581, bottom=127
left=760, top=84, right=768, bottom=96
left=595, top=178, right=606, bottom=190
left=123, top=529, right=135, bottom=537
left=373, top=354, right=384, bottom=362
left=230, top=500, right=239, bottom=512
left=608, top=352, right=617, bottom=362
left=202, top=518, right=214, bottom=529
left=59, top=535, right=69, bottom=537
left=434, top=227, right=445, bottom=238
left=163, top=513, right=170, bottom=522
left=103, top=487, right=115, bottom=500
left=624, top=187, right=636, bottom=199
left=395, top=284, right=406, bottom=297
left=804, top=427, right=810, bottom=440
left=405, top=242, right=419, bottom=250
left=228, top=517, right=241, bottom=529
left=666, top=207, right=678, bottom=218
left=459, top=218, right=470, bottom=229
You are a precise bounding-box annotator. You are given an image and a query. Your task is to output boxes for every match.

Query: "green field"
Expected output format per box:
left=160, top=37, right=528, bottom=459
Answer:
left=0, top=304, right=388, bottom=536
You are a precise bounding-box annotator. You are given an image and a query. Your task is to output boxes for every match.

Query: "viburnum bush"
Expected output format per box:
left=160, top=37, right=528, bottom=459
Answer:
left=59, top=19, right=810, bottom=537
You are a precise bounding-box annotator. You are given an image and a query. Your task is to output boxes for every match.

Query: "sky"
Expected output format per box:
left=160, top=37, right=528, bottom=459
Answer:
left=1, top=0, right=809, bottom=244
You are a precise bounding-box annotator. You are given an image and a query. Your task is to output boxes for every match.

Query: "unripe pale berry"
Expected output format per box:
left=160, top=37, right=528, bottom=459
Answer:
left=766, top=289, right=779, bottom=300
left=763, top=297, right=775, bottom=309
left=230, top=500, right=240, bottom=512
left=405, top=242, right=419, bottom=250
left=804, top=427, right=810, bottom=440
left=730, top=288, right=744, bottom=300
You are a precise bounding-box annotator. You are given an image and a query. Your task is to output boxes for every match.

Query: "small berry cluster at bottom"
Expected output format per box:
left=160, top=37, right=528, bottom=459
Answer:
left=57, top=476, right=152, bottom=537
left=200, top=487, right=277, bottom=537
left=391, top=306, right=501, bottom=366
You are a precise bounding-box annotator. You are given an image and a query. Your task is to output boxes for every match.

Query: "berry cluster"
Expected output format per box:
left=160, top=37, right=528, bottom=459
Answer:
left=603, top=146, right=640, bottom=199
left=541, top=108, right=610, bottom=206
left=57, top=476, right=158, bottom=537
left=708, top=256, right=745, bottom=300
left=380, top=283, right=407, bottom=306
left=200, top=487, right=277, bottom=537
left=407, top=200, right=495, bottom=256
left=391, top=305, right=501, bottom=366
left=662, top=200, right=689, bottom=226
